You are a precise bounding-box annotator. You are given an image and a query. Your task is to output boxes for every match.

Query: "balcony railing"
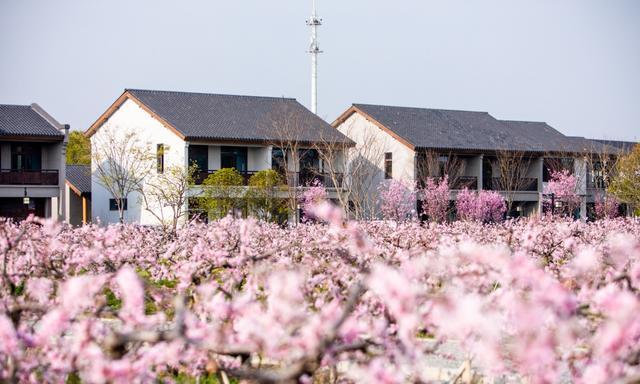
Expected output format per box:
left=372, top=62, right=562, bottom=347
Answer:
left=0, top=169, right=59, bottom=185
left=418, top=176, right=477, bottom=190
left=193, top=170, right=258, bottom=185
left=294, top=172, right=344, bottom=189
left=483, top=177, right=538, bottom=192
left=193, top=169, right=344, bottom=189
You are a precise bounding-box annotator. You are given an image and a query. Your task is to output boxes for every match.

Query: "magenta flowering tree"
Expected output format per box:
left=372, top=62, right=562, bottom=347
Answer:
left=420, top=176, right=450, bottom=223
left=300, top=180, right=328, bottom=221
left=595, top=193, right=620, bottom=220
left=378, top=179, right=416, bottom=222
left=544, top=169, right=581, bottom=216
left=456, top=188, right=507, bottom=222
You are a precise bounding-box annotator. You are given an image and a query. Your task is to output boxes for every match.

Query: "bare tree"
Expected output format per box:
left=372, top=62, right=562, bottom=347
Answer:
left=92, top=126, right=154, bottom=223
left=264, top=102, right=319, bottom=223
left=320, top=120, right=387, bottom=220
left=416, top=150, right=465, bottom=189
left=141, top=164, right=197, bottom=233
left=494, top=150, right=533, bottom=213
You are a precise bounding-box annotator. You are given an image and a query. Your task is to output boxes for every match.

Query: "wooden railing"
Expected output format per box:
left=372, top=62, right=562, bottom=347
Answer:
left=0, top=169, right=59, bottom=185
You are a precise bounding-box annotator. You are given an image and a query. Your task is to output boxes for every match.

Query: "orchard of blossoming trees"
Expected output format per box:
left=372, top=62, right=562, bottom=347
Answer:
left=1, top=202, right=640, bottom=384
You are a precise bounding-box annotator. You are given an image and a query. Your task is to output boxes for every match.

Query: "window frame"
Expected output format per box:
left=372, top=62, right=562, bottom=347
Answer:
left=384, top=152, right=393, bottom=179
left=156, top=144, right=165, bottom=174
left=109, top=198, right=128, bottom=211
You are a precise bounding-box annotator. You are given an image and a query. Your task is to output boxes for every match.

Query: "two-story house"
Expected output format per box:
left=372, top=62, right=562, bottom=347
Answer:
left=0, top=104, right=68, bottom=221
left=333, top=103, right=622, bottom=219
left=85, top=89, right=352, bottom=225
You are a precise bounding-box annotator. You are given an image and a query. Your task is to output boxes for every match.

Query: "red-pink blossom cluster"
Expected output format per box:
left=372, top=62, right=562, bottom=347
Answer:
left=378, top=179, right=416, bottom=222
left=455, top=188, right=507, bottom=222
left=544, top=170, right=581, bottom=216
left=419, top=176, right=450, bottom=223
left=0, top=212, right=639, bottom=383
left=595, top=193, right=620, bottom=219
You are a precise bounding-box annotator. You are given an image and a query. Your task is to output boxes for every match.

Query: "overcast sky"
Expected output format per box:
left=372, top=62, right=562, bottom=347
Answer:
left=1, top=0, right=638, bottom=141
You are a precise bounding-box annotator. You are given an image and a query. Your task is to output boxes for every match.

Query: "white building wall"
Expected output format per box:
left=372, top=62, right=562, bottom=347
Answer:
left=90, top=98, right=186, bottom=226
left=335, top=112, right=416, bottom=218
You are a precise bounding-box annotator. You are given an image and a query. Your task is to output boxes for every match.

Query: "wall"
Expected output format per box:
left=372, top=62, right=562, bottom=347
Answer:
left=335, top=112, right=416, bottom=218
left=91, top=98, right=186, bottom=226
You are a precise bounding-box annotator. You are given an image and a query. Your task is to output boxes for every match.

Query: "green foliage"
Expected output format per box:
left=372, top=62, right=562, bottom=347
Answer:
left=200, top=168, right=246, bottom=220
left=66, top=131, right=91, bottom=165
left=247, top=170, right=289, bottom=223
left=104, top=288, right=122, bottom=311
left=248, top=169, right=282, bottom=188
left=203, top=168, right=244, bottom=187
left=609, top=144, right=640, bottom=215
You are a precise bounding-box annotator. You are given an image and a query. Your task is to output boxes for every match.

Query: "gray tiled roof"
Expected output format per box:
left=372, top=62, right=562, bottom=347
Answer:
left=351, top=103, right=618, bottom=154
left=0, top=104, right=64, bottom=139
left=353, top=104, right=536, bottom=152
left=127, top=89, right=352, bottom=145
left=564, top=136, right=622, bottom=155
left=66, top=164, right=91, bottom=194
left=592, top=139, right=637, bottom=152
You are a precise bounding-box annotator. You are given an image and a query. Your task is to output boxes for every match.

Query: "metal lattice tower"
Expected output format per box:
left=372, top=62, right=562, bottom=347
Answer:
left=306, top=0, right=322, bottom=115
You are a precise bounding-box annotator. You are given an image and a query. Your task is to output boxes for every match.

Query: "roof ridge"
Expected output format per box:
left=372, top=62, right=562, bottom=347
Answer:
left=354, top=103, right=489, bottom=114
left=501, top=119, right=548, bottom=124
left=126, top=88, right=297, bottom=101
left=0, top=104, right=32, bottom=108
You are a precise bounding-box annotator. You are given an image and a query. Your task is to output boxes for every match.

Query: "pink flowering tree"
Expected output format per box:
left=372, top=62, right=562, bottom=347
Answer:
left=595, top=193, right=620, bottom=220
left=378, top=179, right=416, bottom=222
left=300, top=180, right=328, bottom=221
left=420, top=176, right=450, bottom=223
left=544, top=169, right=581, bottom=217
left=456, top=188, right=507, bottom=222
left=1, top=209, right=640, bottom=383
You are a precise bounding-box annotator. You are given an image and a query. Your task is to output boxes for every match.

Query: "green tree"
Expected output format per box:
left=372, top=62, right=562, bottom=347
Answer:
left=246, top=169, right=289, bottom=223
left=66, top=131, right=91, bottom=165
left=609, top=144, right=640, bottom=215
left=199, top=168, right=245, bottom=220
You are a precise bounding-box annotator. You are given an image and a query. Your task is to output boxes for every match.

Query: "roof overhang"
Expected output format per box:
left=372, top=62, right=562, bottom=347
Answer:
left=0, top=135, right=64, bottom=142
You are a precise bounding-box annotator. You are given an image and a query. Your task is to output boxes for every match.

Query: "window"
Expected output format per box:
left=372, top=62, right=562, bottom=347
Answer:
left=11, top=144, right=42, bottom=170
left=221, top=146, right=248, bottom=172
left=272, top=148, right=286, bottom=176
left=188, top=145, right=208, bottom=171
left=156, top=144, right=165, bottom=174
left=109, top=198, right=128, bottom=211
left=384, top=152, right=393, bottom=179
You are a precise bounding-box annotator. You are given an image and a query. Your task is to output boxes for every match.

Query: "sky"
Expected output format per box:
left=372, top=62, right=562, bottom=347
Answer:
left=1, top=0, right=639, bottom=141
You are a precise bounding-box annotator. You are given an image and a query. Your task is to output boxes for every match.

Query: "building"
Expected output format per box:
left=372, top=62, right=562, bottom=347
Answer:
left=0, top=104, right=68, bottom=221
left=333, top=103, right=623, bottom=219
left=85, top=89, right=352, bottom=225
left=65, top=164, right=91, bottom=225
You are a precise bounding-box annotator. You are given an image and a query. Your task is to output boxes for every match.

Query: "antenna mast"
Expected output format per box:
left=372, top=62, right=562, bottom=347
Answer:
left=306, top=0, right=322, bottom=115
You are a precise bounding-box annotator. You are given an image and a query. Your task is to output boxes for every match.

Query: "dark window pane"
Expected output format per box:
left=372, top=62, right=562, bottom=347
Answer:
left=109, top=198, right=127, bottom=211
left=11, top=144, right=41, bottom=170
left=221, top=146, right=248, bottom=172
left=188, top=145, right=208, bottom=171
left=156, top=144, right=164, bottom=174
left=384, top=152, right=392, bottom=179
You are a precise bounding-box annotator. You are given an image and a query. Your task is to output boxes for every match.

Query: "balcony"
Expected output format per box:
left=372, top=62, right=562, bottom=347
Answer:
left=0, top=169, right=59, bottom=185
left=294, top=172, right=344, bottom=189
left=483, top=177, right=538, bottom=192
left=193, top=170, right=258, bottom=185
left=419, top=176, right=477, bottom=190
